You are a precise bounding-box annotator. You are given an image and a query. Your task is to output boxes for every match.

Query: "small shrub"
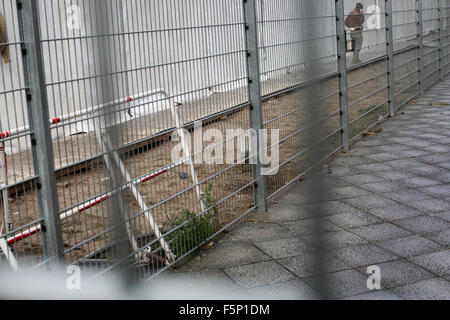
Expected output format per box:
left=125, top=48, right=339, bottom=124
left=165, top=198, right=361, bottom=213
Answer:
left=164, top=183, right=219, bottom=257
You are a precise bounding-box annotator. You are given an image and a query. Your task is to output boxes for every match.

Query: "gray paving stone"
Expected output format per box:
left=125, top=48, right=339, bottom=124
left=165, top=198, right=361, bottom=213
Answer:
left=355, top=139, right=386, bottom=147
left=332, top=186, right=371, bottom=198
left=377, top=144, right=412, bottom=152
left=435, top=211, right=450, bottom=222
left=418, top=153, right=450, bottom=164
left=392, top=278, right=450, bottom=300
left=403, top=177, right=442, bottom=188
left=253, top=203, right=314, bottom=222
left=302, top=230, right=368, bottom=250
left=377, top=235, right=443, bottom=258
left=383, top=158, right=427, bottom=168
left=303, top=200, right=363, bottom=216
left=374, top=170, right=418, bottom=181
left=344, top=290, right=403, bottom=300
left=360, top=181, right=407, bottom=193
left=383, top=188, right=435, bottom=203
left=403, top=125, right=434, bottom=131
left=278, top=191, right=315, bottom=206
left=387, top=137, right=421, bottom=144
left=180, top=241, right=271, bottom=271
left=336, top=156, right=375, bottom=166
left=409, top=250, right=450, bottom=277
left=421, top=184, right=450, bottom=197
left=394, top=215, right=450, bottom=233
left=322, top=176, right=351, bottom=189
left=347, top=147, right=378, bottom=156
left=368, top=204, right=423, bottom=221
left=354, top=163, right=395, bottom=173
left=278, top=252, right=350, bottom=278
left=404, top=125, right=434, bottom=131
left=396, top=149, right=430, bottom=158
left=303, top=269, right=371, bottom=299
left=438, top=161, right=450, bottom=169
left=332, top=244, right=400, bottom=268
left=358, top=260, right=434, bottom=289
left=277, top=257, right=313, bottom=278
left=253, top=237, right=314, bottom=259
left=237, top=279, right=318, bottom=300
left=228, top=222, right=293, bottom=242
left=223, top=261, right=296, bottom=288
left=325, top=211, right=381, bottom=229
left=406, top=199, right=450, bottom=213
left=406, top=165, right=448, bottom=176
left=421, top=127, right=447, bottom=134
left=366, top=153, right=405, bottom=162
left=351, top=223, right=412, bottom=241
left=423, top=145, right=450, bottom=153
left=416, top=133, right=448, bottom=141
left=278, top=188, right=340, bottom=206
left=402, top=139, right=435, bottom=148
left=422, top=229, right=450, bottom=246
left=430, top=172, right=450, bottom=183
left=343, top=195, right=397, bottom=210
left=280, top=218, right=341, bottom=236
left=437, top=137, right=450, bottom=144
left=328, top=166, right=360, bottom=177
left=338, top=174, right=385, bottom=185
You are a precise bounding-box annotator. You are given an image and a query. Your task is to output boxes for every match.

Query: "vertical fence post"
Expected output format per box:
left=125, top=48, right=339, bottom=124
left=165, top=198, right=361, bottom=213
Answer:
left=385, top=0, right=396, bottom=116
left=418, top=0, right=425, bottom=93
left=17, top=0, right=64, bottom=266
left=439, top=0, right=445, bottom=80
left=335, top=0, right=349, bottom=152
left=243, top=0, right=267, bottom=212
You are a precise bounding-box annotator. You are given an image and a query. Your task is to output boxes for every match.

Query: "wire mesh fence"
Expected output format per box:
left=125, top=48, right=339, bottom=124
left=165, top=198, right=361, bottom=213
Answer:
left=1, top=0, right=449, bottom=281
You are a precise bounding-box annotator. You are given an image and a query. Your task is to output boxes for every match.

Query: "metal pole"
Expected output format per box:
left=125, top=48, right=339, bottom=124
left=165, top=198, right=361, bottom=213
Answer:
left=335, top=0, right=350, bottom=152
left=17, top=0, right=64, bottom=266
left=243, top=0, right=267, bottom=212
left=385, top=0, right=396, bottom=116
left=418, top=0, right=425, bottom=93
left=93, top=0, right=136, bottom=285
left=0, top=140, right=18, bottom=271
left=439, top=0, right=445, bottom=80
left=169, top=104, right=205, bottom=213
left=0, top=143, right=12, bottom=232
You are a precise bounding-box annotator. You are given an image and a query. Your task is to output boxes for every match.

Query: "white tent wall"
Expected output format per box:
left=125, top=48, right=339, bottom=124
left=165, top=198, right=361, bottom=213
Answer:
left=256, top=0, right=337, bottom=81
left=0, top=0, right=438, bottom=155
left=121, top=0, right=247, bottom=104
left=422, top=0, right=439, bottom=33
left=392, top=0, right=417, bottom=51
left=40, top=0, right=130, bottom=137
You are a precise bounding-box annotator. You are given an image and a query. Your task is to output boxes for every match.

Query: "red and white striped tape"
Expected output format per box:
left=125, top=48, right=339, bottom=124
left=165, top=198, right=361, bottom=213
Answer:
left=0, top=89, right=172, bottom=139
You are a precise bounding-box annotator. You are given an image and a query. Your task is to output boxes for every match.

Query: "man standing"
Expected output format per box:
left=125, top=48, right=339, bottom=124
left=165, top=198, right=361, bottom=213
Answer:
left=345, top=3, right=365, bottom=64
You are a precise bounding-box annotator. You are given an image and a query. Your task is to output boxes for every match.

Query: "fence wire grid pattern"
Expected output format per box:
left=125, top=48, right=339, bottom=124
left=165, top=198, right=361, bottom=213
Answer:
left=0, top=0, right=450, bottom=280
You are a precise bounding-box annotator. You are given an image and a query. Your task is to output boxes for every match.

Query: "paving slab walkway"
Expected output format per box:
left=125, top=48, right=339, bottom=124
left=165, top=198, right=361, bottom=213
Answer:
left=150, top=77, right=450, bottom=300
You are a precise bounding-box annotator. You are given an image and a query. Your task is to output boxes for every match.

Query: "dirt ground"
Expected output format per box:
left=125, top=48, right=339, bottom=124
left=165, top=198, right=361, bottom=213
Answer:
left=2, top=47, right=431, bottom=270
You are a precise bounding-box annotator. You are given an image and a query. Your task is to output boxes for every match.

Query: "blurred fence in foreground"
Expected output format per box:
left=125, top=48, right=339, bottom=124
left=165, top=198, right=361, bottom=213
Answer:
left=0, top=0, right=449, bottom=281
